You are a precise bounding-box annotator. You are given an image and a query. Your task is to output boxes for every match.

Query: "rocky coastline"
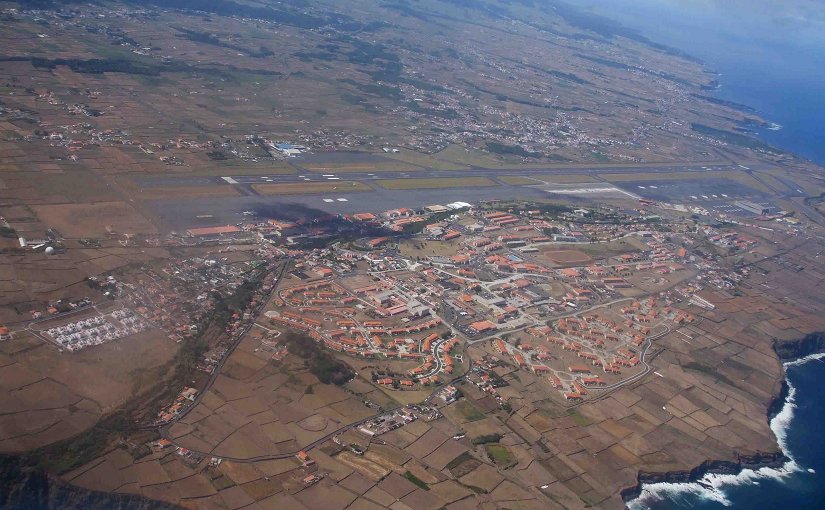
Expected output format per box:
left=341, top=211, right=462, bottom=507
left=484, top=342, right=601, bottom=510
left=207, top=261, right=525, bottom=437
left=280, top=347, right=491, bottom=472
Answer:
left=3, top=333, right=825, bottom=509
left=620, top=331, right=825, bottom=506
left=0, top=455, right=181, bottom=510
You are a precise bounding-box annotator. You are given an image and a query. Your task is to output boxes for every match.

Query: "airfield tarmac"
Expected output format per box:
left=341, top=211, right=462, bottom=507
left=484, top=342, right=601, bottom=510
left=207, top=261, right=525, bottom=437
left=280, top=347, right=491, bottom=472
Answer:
left=134, top=161, right=756, bottom=189
left=148, top=185, right=552, bottom=230
left=135, top=159, right=789, bottom=231
left=622, top=178, right=773, bottom=202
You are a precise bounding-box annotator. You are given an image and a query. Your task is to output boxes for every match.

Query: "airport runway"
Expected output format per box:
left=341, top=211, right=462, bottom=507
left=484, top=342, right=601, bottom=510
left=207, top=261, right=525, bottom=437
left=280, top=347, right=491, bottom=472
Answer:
left=134, top=161, right=759, bottom=188
left=136, top=159, right=790, bottom=231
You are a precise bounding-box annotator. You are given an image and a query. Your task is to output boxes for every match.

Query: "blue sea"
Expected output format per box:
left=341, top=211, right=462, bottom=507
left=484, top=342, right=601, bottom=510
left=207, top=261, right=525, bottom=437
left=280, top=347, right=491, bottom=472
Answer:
left=628, top=354, right=825, bottom=510
left=560, top=2, right=825, bottom=508
left=564, top=0, right=825, bottom=167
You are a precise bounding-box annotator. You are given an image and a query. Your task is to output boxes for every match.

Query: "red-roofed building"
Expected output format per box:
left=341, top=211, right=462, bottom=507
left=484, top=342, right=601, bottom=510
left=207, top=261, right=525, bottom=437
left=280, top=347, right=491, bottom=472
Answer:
left=353, top=212, right=377, bottom=222
left=469, top=320, right=497, bottom=334
left=368, top=237, right=390, bottom=248
left=187, top=225, right=241, bottom=236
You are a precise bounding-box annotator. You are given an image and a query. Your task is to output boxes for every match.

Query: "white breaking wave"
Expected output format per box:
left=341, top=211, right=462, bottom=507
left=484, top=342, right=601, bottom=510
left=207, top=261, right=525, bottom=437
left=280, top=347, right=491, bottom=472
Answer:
left=628, top=352, right=825, bottom=509
left=782, top=351, right=825, bottom=368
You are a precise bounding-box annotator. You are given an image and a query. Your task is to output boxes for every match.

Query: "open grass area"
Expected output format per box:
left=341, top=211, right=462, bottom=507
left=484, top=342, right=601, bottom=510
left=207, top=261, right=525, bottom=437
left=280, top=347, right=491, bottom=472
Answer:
left=498, top=174, right=598, bottom=185
left=376, top=177, right=497, bottom=190
left=399, top=239, right=461, bottom=259
left=28, top=172, right=116, bottom=203
left=33, top=202, right=157, bottom=237
left=598, top=170, right=721, bottom=181
left=682, top=361, right=737, bottom=388
left=427, top=145, right=561, bottom=169
left=752, top=171, right=792, bottom=193
left=430, top=145, right=718, bottom=170
left=186, top=163, right=297, bottom=176
left=301, top=161, right=421, bottom=173
left=384, top=149, right=468, bottom=171
left=567, top=410, right=591, bottom=427
left=135, top=185, right=241, bottom=200
left=403, top=470, right=430, bottom=490
left=454, top=400, right=486, bottom=422
left=430, top=145, right=504, bottom=168
left=252, top=181, right=372, bottom=195
left=485, top=444, right=514, bottom=466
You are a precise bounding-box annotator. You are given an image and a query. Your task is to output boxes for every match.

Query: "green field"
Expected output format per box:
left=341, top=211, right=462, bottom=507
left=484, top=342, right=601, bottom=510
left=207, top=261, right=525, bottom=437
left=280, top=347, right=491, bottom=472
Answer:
left=485, top=444, right=514, bottom=466
left=454, top=400, right=486, bottom=422
left=498, top=174, right=598, bottom=185
left=376, top=177, right=497, bottom=190
left=252, top=181, right=372, bottom=195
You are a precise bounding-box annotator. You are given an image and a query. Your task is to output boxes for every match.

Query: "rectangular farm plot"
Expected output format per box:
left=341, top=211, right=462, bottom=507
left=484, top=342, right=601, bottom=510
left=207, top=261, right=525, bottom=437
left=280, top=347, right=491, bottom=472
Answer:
left=32, top=202, right=157, bottom=237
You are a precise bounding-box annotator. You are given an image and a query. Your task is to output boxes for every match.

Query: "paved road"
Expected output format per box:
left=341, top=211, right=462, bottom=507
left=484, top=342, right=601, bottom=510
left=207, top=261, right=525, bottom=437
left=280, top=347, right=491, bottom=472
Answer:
left=151, top=252, right=686, bottom=462
left=157, top=356, right=477, bottom=463
left=156, top=260, right=291, bottom=436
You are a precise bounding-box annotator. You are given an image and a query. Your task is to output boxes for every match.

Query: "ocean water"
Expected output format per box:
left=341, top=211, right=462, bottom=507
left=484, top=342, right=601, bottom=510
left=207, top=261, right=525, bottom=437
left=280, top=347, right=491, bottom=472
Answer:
left=551, top=6, right=825, bottom=505
left=563, top=0, right=825, bottom=167
left=551, top=3, right=825, bottom=507
left=628, top=353, right=825, bottom=510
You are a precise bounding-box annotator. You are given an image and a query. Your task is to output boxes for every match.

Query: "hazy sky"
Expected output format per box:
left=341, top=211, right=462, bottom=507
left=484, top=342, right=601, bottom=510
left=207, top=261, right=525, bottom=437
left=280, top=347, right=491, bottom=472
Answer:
left=566, top=0, right=825, bottom=53
left=562, top=0, right=825, bottom=166
left=675, top=0, right=825, bottom=26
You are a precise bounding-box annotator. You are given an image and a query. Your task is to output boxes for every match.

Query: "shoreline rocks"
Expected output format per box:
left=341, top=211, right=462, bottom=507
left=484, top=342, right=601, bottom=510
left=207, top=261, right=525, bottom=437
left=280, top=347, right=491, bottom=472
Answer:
left=620, top=331, right=825, bottom=506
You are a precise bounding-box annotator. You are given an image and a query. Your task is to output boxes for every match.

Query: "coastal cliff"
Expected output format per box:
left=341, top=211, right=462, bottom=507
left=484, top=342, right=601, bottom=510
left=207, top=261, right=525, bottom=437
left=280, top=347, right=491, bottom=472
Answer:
left=773, top=332, right=825, bottom=361
left=0, top=456, right=181, bottom=510
left=619, top=452, right=787, bottom=502
left=621, top=331, right=825, bottom=505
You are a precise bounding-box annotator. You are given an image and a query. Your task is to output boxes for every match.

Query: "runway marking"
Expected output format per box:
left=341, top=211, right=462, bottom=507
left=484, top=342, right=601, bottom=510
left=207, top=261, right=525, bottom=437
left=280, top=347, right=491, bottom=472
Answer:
left=221, top=176, right=238, bottom=184
left=322, top=198, right=334, bottom=203
left=337, top=198, right=348, bottom=202
left=544, top=184, right=642, bottom=200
